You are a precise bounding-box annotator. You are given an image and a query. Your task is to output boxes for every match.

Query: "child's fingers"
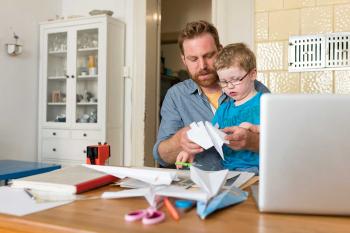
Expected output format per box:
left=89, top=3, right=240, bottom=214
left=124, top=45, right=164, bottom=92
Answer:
left=176, top=154, right=183, bottom=169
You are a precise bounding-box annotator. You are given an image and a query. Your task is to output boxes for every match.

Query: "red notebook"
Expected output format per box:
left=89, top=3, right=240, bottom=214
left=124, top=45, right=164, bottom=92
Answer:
left=11, top=165, right=118, bottom=194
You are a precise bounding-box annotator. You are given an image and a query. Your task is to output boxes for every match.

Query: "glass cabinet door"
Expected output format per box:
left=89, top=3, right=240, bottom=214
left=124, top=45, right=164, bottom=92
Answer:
left=75, top=28, right=99, bottom=124
left=46, top=32, right=68, bottom=123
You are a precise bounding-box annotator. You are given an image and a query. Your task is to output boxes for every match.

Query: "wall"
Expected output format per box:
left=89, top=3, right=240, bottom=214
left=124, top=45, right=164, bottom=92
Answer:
left=61, top=0, right=143, bottom=166
left=0, top=0, right=61, bottom=161
left=255, top=0, right=350, bottom=94
left=213, top=0, right=254, bottom=48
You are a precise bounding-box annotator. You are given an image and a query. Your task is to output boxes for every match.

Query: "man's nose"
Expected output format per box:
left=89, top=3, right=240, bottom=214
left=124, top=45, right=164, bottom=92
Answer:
left=198, top=58, right=208, bottom=69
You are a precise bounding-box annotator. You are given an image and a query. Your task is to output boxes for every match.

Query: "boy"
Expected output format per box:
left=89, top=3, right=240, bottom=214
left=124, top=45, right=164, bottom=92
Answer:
left=176, top=43, right=261, bottom=174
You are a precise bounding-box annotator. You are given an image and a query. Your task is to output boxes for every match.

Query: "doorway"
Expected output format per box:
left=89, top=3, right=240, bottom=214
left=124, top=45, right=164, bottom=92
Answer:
left=159, top=0, right=212, bottom=106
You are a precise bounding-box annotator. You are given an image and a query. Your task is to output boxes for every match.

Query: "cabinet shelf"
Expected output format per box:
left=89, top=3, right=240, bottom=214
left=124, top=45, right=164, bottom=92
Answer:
left=48, top=51, right=67, bottom=57
left=77, top=102, right=98, bottom=106
left=48, top=76, right=67, bottom=80
left=77, top=75, right=98, bottom=79
left=47, top=102, right=66, bottom=106
left=78, top=48, right=98, bottom=52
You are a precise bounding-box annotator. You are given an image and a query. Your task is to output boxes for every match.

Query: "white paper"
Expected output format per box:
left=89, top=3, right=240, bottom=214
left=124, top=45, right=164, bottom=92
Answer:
left=187, top=122, right=213, bottom=149
left=190, top=166, right=228, bottom=199
left=83, top=165, right=177, bottom=185
left=186, top=121, right=229, bottom=159
left=231, top=171, right=255, bottom=188
left=205, top=121, right=229, bottom=159
left=0, top=187, right=71, bottom=216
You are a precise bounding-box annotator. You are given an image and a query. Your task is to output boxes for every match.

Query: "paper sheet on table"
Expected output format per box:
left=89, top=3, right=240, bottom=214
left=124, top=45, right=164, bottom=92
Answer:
left=0, top=187, right=71, bottom=216
left=83, top=165, right=177, bottom=185
left=187, top=121, right=229, bottom=159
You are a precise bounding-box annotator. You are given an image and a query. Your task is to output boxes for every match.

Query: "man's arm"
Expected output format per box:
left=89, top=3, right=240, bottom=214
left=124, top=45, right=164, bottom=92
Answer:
left=153, top=89, right=202, bottom=166
left=158, top=127, right=203, bottom=164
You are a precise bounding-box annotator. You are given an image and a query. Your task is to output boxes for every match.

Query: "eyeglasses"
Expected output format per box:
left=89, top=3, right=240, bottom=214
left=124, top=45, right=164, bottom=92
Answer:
left=218, top=70, right=251, bottom=88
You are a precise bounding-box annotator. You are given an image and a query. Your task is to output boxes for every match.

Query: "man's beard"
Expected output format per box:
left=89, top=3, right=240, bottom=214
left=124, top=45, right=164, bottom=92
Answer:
left=190, top=68, right=219, bottom=88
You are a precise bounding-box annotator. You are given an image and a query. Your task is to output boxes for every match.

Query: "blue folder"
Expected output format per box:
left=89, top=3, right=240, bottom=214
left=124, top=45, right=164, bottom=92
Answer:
left=0, top=160, right=61, bottom=182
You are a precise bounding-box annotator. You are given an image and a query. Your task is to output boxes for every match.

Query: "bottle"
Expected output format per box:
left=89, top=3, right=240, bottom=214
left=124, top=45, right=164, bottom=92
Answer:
left=88, top=55, right=96, bottom=75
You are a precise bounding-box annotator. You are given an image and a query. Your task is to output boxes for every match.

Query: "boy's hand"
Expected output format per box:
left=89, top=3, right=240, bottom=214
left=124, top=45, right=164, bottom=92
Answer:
left=176, top=151, right=195, bottom=169
left=223, top=124, right=260, bottom=153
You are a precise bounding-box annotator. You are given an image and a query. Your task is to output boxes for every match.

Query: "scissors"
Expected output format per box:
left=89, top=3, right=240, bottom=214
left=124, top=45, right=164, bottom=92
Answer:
left=124, top=207, right=165, bottom=225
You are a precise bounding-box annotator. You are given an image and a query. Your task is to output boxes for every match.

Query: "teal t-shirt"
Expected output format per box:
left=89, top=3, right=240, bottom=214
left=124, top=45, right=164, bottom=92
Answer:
left=212, top=92, right=262, bottom=170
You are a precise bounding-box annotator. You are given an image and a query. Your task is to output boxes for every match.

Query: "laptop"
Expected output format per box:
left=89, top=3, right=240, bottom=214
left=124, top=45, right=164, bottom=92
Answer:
left=256, top=94, right=350, bottom=215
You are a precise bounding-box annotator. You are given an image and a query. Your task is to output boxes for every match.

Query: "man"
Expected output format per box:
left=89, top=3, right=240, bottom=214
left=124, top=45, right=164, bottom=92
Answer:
left=153, top=20, right=269, bottom=169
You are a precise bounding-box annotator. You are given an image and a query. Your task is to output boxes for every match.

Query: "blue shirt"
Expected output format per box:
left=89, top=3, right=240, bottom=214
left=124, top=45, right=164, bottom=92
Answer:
left=153, top=79, right=269, bottom=168
left=212, top=92, right=262, bottom=170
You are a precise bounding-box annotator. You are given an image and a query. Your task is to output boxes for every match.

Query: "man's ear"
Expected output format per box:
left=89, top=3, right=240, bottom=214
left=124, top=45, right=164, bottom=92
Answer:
left=181, top=54, right=186, bottom=66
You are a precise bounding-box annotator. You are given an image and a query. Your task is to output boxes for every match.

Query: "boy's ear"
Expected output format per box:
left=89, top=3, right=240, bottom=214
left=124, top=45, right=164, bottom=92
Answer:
left=250, top=68, right=257, bottom=80
left=218, top=44, right=223, bottom=52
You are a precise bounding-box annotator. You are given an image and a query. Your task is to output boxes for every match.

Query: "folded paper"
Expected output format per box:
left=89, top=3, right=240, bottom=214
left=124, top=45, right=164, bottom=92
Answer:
left=187, top=121, right=229, bottom=159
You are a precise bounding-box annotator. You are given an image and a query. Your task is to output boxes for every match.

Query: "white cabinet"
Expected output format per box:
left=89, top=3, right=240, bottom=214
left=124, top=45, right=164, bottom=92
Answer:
left=38, top=16, right=125, bottom=166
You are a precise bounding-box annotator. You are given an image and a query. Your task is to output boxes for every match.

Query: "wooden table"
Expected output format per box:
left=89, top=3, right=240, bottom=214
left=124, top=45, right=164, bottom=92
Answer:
left=0, top=185, right=349, bottom=233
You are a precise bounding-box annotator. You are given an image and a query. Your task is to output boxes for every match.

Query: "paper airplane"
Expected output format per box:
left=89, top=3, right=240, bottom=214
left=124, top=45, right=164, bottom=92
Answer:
left=187, top=121, right=229, bottom=159
left=83, top=165, right=177, bottom=185
left=100, top=166, right=230, bottom=205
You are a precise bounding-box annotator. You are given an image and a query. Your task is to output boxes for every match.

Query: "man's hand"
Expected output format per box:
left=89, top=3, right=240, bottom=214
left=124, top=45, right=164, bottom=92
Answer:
left=222, top=123, right=260, bottom=153
left=158, top=126, right=203, bottom=165
left=177, top=127, right=204, bottom=155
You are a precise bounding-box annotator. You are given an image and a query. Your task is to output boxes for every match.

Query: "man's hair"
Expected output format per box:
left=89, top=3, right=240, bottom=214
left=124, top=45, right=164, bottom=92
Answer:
left=178, top=20, right=220, bottom=55
left=214, top=43, right=256, bottom=72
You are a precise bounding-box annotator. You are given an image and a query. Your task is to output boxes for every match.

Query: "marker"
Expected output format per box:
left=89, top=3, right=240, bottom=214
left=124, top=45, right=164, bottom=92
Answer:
left=164, top=197, right=180, bottom=221
left=24, top=188, right=35, bottom=200
left=175, top=162, right=192, bottom=167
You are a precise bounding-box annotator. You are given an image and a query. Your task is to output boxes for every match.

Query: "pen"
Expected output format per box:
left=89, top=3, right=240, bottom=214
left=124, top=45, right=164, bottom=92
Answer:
left=175, top=162, right=192, bottom=167
left=24, top=188, right=35, bottom=200
left=164, top=197, right=180, bottom=221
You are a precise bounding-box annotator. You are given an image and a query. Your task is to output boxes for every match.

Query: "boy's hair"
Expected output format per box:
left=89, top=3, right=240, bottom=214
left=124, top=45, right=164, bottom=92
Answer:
left=178, top=20, right=220, bottom=55
left=214, top=43, right=256, bottom=72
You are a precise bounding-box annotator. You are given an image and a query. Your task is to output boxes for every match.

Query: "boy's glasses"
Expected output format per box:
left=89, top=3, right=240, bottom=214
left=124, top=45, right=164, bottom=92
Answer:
left=218, top=70, right=251, bottom=88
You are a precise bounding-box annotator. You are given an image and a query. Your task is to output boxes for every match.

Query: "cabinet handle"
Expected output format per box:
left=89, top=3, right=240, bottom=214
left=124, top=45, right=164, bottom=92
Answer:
left=52, top=148, right=56, bottom=152
left=83, top=150, right=86, bottom=153
left=83, top=133, right=87, bottom=137
left=65, top=74, right=69, bottom=78
left=52, top=132, right=56, bottom=136
left=71, top=75, right=75, bottom=79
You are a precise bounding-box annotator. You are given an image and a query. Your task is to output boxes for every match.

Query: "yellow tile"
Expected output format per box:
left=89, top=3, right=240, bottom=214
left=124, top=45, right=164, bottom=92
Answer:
left=269, top=10, right=300, bottom=40
left=316, top=0, right=350, bottom=6
left=256, top=12, right=268, bottom=41
left=335, top=71, right=350, bottom=94
left=335, top=4, right=350, bottom=32
left=300, top=71, right=333, bottom=93
left=284, top=0, right=315, bottom=9
left=269, top=71, right=300, bottom=93
left=257, top=72, right=269, bottom=87
left=256, top=42, right=284, bottom=70
left=256, top=0, right=283, bottom=12
left=283, top=41, right=289, bottom=70
left=301, top=6, right=333, bottom=34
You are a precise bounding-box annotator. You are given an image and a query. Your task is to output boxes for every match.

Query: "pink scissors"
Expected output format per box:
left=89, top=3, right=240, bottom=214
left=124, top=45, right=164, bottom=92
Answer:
left=124, top=207, right=165, bottom=225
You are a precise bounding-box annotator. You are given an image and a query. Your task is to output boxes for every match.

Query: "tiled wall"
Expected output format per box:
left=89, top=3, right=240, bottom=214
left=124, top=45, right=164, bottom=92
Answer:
left=255, top=0, right=350, bottom=93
